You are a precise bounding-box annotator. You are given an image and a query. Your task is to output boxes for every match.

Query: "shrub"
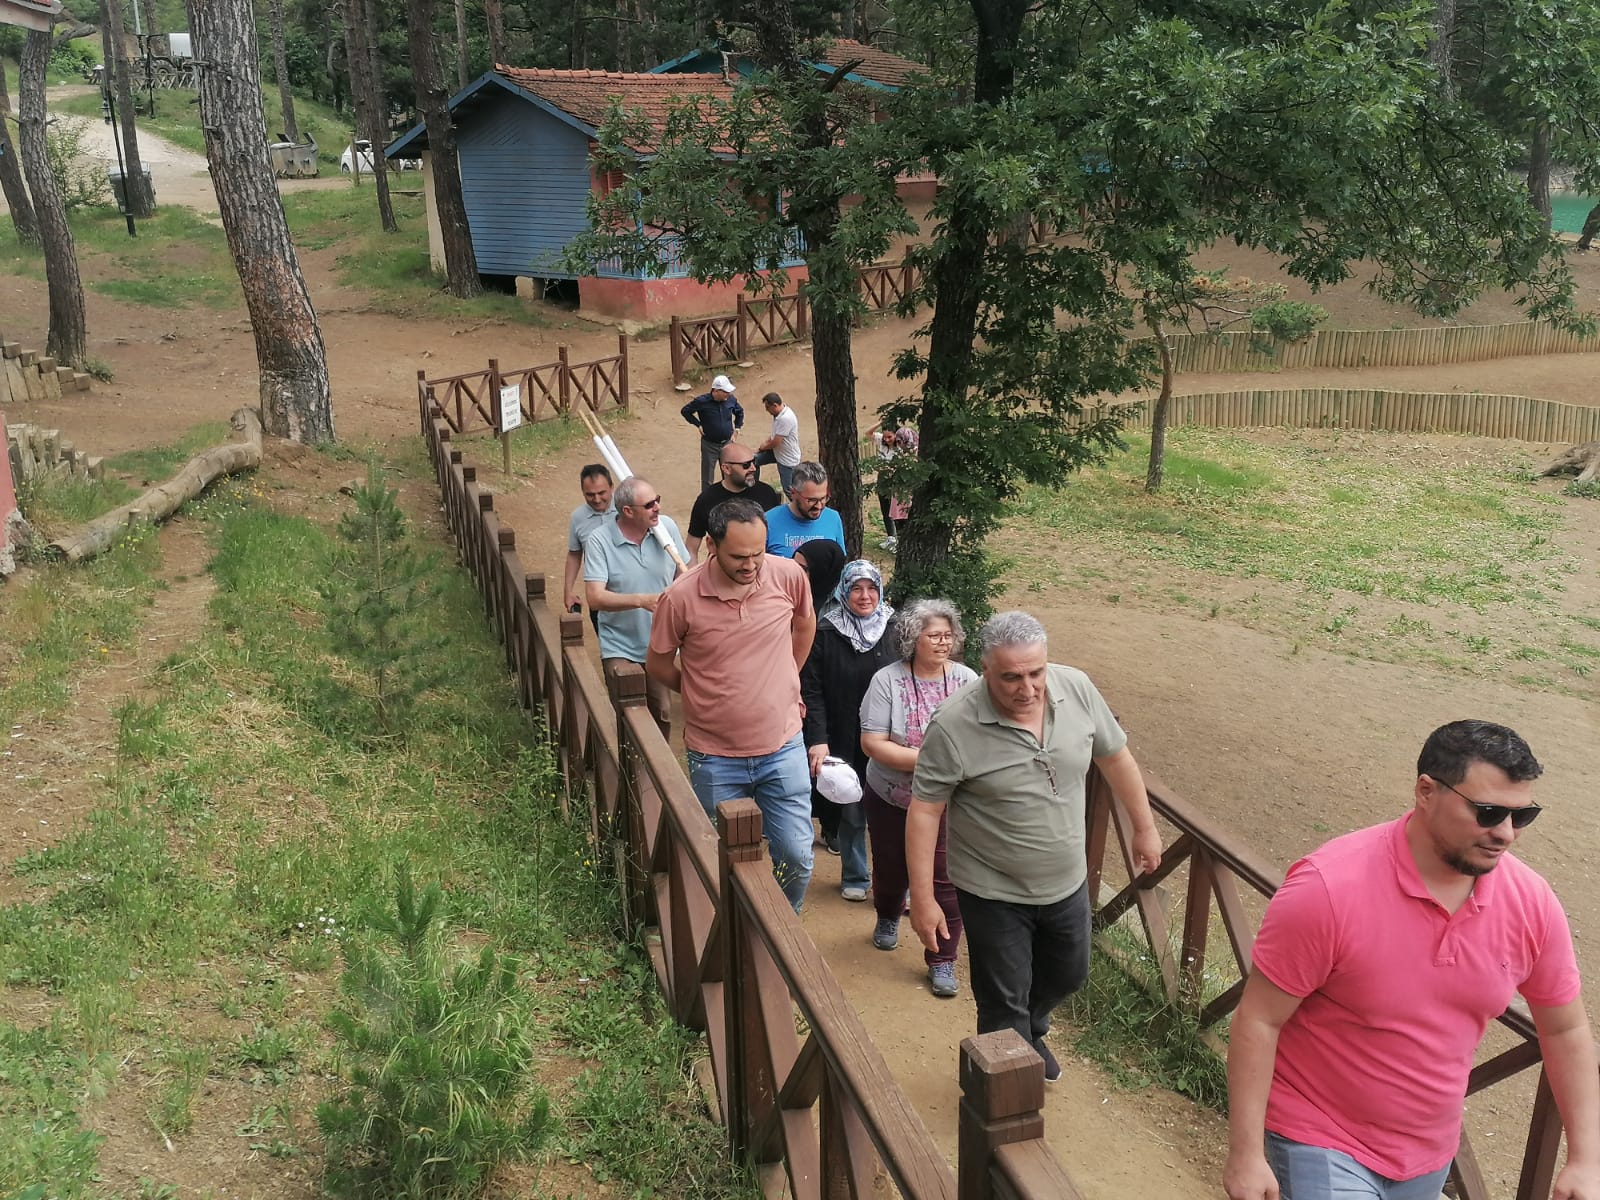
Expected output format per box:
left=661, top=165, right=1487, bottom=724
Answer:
left=317, top=868, right=551, bottom=1199
left=318, top=461, right=446, bottom=735
left=1250, top=300, right=1328, bottom=343
left=46, top=116, right=111, bottom=212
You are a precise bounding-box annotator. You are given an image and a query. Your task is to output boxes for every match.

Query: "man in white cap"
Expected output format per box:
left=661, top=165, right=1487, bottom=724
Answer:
left=680, top=374, right=745, bottom=491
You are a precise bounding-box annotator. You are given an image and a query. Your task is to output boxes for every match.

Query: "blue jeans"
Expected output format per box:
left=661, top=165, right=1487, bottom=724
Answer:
left=1265, top=1134, right=1452, bottom=1200
left=752, top=451, right=794, bottom=497
left=687, top=734, right=814, bottom=911
left=836, top=799, right=869, bottom=892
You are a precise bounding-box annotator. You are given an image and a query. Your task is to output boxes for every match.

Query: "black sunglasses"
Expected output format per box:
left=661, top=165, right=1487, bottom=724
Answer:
left=1433, top=777, right=1542, bottom=830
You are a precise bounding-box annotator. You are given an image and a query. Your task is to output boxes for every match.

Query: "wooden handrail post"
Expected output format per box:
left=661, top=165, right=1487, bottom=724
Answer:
left=735, top=294, right=749, bottom=360
left=558, top=344, right=572, bottom=413
left=958, top=1030, right=1046, bottom=1200
left=617, top=332, right=630, bottom=409
left=797, top=290, right=808, bottom=340
left=670, top=315, right=684, bottom=384
left=417, top=368, right=428, bottom=432
left=1515, top=1067, right=1563, bottom=1200
left=608, top=661, right=652, bottom=934
left=717, top=798, right=766, bottom=1161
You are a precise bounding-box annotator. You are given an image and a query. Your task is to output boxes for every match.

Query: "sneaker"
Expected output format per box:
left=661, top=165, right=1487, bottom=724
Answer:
left=873, top=917, right=900, bottom=951
left=928, top=961, right=959, bottom=998
left=841, top=885, right=869, bottom=902
left=823, top=833, right=841, bottom=856
left=1034, top=1039, right=1062, bottom=1084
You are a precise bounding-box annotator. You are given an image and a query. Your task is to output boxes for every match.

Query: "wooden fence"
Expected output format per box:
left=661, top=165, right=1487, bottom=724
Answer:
left=417, top=333, right=630, bottom=435
left=669, top=255, right=926, bottom=384
left=418, top=388, right=1081, bottom=1200
left=1151, top=321, right=1600, bottom=375
left=1083, top=765, right=1589, bottom=1200
left=1103, top=387, right=1600, bottom=444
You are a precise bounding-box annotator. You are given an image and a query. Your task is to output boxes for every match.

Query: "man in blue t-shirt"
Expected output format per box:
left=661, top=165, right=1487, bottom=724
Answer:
left=764, top=461, right=847, bottom=559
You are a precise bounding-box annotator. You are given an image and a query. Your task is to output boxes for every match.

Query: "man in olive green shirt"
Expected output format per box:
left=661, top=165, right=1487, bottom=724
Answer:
left=907, top=610, right=1162, bottom=1082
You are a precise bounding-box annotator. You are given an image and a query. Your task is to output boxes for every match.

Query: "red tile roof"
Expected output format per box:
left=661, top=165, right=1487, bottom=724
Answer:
left=496, top=68, right=738, bottom=154
left=816, top=39, right=922, bottom=89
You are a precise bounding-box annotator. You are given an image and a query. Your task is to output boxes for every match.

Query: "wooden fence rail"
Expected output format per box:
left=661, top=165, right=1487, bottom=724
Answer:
left=417, top=387, right=1076, bottom=1200
left=1083, top=765, right=1587, bottom=1200
left=1102, top=387, right=1600, bottom=444
left=669, top=255, right=926, bottom=383
left=417, top=333, right=630, bottom=435
left=1148, top=321, right=1600, bottom=375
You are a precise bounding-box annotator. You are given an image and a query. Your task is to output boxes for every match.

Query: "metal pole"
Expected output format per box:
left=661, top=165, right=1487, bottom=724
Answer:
left=103, top=87, right=137, bottom=238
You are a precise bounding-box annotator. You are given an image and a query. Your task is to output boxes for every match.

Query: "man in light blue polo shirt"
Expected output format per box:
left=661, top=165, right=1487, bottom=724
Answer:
left=584, top=475, right=688, bottom=736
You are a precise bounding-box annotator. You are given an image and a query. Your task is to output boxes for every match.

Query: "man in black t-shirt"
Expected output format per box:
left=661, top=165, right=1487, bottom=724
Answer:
left=685, top=442, right=781, bottom=560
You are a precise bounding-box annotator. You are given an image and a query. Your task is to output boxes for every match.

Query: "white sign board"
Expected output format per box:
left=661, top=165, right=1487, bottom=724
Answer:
left=0, top=0, right=63, bottom=32
left=498, top=384, right=523, bottom=433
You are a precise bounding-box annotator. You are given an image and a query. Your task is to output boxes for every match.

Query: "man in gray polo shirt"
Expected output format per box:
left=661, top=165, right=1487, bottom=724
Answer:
left=907, top=610, right=1163, bottom=1083
left=564, top=464, right=615, bottom=632
left=584, top=475, right=687, bottom=736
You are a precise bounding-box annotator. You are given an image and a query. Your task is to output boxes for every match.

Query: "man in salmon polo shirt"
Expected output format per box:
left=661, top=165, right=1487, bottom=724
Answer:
left=647, top=498, right=818, bottom=911
left=1225, top=720, right=1600, bottom=1200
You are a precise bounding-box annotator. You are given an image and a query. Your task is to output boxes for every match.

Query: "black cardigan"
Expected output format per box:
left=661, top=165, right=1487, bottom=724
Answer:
left=800, top=619, right=899, bottom=778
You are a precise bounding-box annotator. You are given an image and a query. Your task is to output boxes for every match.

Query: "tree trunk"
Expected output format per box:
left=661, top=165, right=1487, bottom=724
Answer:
left=1527, top=118, right=1552, bottom=232
left=750, top=0, right=863, bottom=558
left=18, top=31, right=88, bottom=368
left=893, top=0, right=1030, bottom=602
left=486, top=0, right=506, bottom=66
left=1430, top=0, right=1455, bottom=100
left=345, top=0, right=397, bottom=232
left=840, top=1, right=855, bottom=40
left=0, top=61, right=40, bottom=244
left=1578, top=203, right=1600, bottom=251
left=49, top=408, right=263, bottom=562
left=1144, top=312, right=1174, bottom=492
left=410, top=0, right=483, bottom=296
left=105, top=0, right=154, bottom=215
left=267, top=0, right=300, bottom=142
left=454, top=0, right=470, bottom=89
left=187, top=0, right=335, bottom=443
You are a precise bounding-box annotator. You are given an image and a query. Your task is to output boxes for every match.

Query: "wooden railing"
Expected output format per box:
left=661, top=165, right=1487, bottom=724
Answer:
left=1147, top=321, right=1600, bottom=375
left=417, top=388, right=1079, bottom=1200
left=1100, top=386, right=1600, bottom=444
left=418, top=334, right=630, bottom=434
left=1084, top=767, right=1588, bottom=1200
left=668, top=254, right=924, bottom=383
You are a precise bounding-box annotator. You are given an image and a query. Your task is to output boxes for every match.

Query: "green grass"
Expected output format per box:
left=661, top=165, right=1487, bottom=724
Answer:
left=14, top=471, right=139, bottom=532
left=1007, top=428, right=1593, bottom=687
left=0, top=464, right=752, bottom=1197
left=105, top=420, right=231, bottom=482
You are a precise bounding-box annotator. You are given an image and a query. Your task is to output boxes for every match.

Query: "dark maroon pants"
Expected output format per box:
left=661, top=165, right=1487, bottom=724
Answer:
left=863, top=783, right=963, bottom=966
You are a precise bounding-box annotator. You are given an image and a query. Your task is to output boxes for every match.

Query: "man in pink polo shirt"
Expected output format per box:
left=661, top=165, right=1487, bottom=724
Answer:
left=647, top=497, right=817, bottom=910
left=1225, top=720, right=1600, bottom=1200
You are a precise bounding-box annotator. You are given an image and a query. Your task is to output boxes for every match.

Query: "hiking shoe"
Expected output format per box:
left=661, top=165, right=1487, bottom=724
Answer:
left=873, top=917, right=900, bottom=950
left=928, top=961, right=959, bottom=998
left=1034, top=1039, right=1061, bottom=1084
left=841, top=885, right=869, bottom=902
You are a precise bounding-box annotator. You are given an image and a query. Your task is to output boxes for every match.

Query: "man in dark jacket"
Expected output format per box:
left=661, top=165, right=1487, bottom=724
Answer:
left=680, top=374, right=744, bottom=490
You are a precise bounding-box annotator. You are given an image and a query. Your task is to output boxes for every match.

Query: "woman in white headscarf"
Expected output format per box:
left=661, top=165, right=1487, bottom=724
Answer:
left=801, top=560, right=897, bottom=903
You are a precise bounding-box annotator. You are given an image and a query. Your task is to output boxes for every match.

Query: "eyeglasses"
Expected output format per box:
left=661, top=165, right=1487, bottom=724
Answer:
left=1433, top=777, right=1542, bottom=829
left=633, top=497, right=662, bottom=510
left=1035, top=752, right=1058, bottom=796
left=796, top=495, right=828, bottom=509
left=723, top=459, right=755, bottom=468
left=923, top=631, right=954, bottom=644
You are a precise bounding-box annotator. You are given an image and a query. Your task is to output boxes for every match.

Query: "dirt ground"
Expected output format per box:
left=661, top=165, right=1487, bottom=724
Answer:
left=5, top=96, right=1600, bottom=1199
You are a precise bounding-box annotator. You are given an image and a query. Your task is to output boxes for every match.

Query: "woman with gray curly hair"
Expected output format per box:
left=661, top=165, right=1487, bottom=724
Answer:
left=856, top=598, right=976, bottom=998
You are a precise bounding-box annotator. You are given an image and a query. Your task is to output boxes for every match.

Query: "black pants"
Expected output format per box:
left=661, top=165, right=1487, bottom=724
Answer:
left=878, top=489, right=895, bottom=538
left=956, top=882, right=1090, bottom=1044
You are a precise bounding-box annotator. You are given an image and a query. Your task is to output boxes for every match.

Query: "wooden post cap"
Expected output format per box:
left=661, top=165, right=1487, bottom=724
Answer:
left=960, top=1030, right=1046, bottom=1117
left=478, top=491, right=493, bottom=511
left=716, top=798, right=764, bottom=851
left=498, top=528, right=515, bottom=550
left=606, top=660, right=647, bottom=706
left=526, top=572, right=546, bottom=599
left=559, top=612, right=585, bottom=645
